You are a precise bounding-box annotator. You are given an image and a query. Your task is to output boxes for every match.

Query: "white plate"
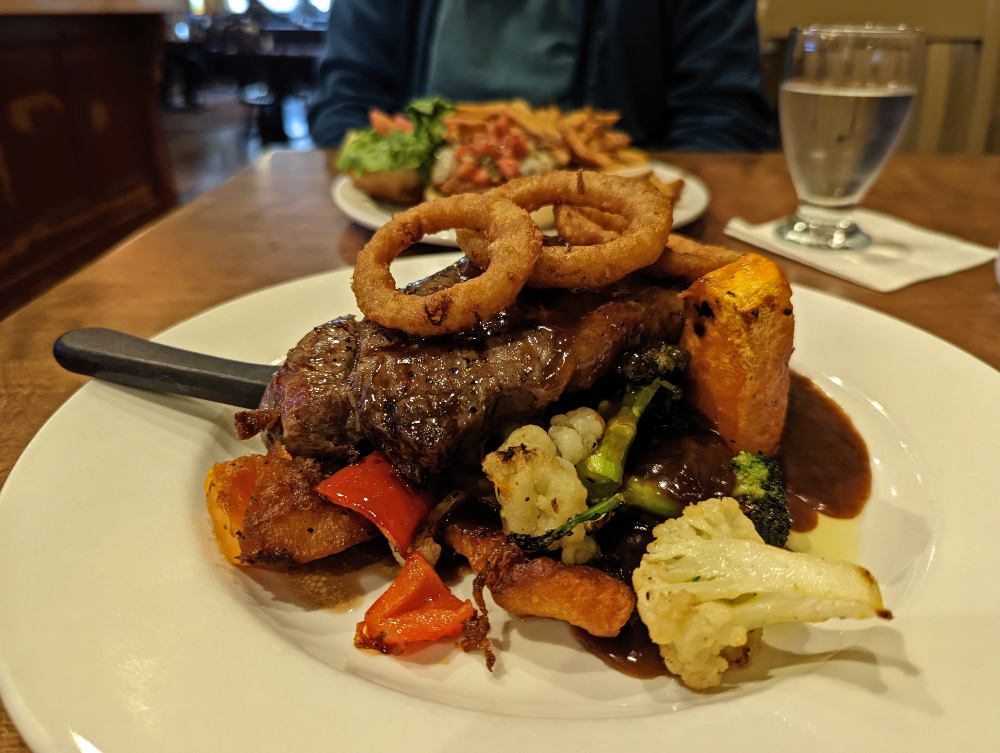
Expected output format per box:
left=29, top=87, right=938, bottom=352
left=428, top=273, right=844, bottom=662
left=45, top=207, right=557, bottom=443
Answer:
left=331, top=160, right=712, bottom=246
left=1, top=253, right=999, bottom=753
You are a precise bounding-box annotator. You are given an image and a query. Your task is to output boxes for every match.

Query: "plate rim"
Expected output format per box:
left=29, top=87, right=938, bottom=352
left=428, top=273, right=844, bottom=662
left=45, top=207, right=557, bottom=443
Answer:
left=331, top=159, right=712, bottom=245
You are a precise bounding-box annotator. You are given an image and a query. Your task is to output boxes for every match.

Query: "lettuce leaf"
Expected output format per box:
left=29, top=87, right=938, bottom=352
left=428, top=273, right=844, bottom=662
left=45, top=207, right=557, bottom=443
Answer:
left=337, top=96, right=454, bottom=181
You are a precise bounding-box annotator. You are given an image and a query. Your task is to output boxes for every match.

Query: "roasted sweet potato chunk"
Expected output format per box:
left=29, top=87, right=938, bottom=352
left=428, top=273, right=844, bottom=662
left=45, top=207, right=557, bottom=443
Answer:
left=678, top=253, right=794, bottom=456
left=206, top=444, right=378, bottom=565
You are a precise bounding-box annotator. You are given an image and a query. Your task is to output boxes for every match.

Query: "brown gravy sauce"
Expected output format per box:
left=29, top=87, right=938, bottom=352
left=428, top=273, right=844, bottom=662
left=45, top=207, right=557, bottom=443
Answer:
left=779, top=373, right=871, bottom=532
left=575, top=372, right=871, bottom=676
left=573, top=512, right=671, bottom=677
left=255, top=378, right=869, bottom=676
left=249, top=539, right=397, bottom=613
left=543, top=234, right=570, bottom=247
left=574, top=612, right=670, bottom=678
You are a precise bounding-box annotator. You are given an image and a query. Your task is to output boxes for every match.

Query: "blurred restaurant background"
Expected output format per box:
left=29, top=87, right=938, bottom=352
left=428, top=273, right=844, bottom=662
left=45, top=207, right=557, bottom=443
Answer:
left=0, top=0, right=998, bottom=320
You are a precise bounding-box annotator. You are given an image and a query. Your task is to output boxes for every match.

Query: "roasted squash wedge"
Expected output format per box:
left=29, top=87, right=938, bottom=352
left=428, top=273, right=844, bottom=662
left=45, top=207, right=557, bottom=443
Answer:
left=206, top=444, right=378, bottom=565
left=678, top=253, right=793, bottom=456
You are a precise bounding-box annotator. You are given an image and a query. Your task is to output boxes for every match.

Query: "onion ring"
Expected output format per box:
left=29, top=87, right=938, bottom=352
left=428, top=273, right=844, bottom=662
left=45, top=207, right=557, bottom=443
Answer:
left=645, top=234, right=743, bottom=283
left=457, top=171, right=672, bottom=289
left=552, top=204, right=623, bottom=245
left=553, top=205, right=743, bottom=283
left=352, top=194, right=542, bottom=336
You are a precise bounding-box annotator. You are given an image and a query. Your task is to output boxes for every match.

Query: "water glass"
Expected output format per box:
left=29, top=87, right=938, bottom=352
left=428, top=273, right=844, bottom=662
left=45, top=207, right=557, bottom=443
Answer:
left=776, top=26, right=924, bottom=250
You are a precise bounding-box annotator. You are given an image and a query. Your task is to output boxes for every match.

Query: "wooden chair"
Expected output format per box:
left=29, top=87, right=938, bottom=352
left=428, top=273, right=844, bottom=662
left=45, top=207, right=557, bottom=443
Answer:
left=757, top=0, right=1000, bottom=155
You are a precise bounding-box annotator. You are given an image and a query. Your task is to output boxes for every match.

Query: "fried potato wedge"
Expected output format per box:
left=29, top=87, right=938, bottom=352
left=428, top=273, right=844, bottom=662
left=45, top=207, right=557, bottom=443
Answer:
left=678, top=253, right=794, bottom=456
left=206, top=444, right=378, bottom=565
left=442, top=509, right=635, bottom=637
left=486, top=550, right=636, bottom=637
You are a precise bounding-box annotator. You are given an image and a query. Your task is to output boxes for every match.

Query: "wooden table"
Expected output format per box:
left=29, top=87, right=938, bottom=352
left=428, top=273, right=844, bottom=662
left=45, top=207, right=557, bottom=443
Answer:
left=0, top=151, right=998, bottom=750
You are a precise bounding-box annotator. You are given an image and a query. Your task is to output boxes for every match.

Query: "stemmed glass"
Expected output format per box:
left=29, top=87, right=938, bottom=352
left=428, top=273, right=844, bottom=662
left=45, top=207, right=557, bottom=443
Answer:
left=776, top=25, right=924, bottom=250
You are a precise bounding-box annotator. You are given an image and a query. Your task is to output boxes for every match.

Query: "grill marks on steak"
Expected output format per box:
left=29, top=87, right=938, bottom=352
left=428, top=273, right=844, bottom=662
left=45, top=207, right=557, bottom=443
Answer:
left=237, top=260, right=683, bottom=483
left=353, top=262, right=683, bottom=481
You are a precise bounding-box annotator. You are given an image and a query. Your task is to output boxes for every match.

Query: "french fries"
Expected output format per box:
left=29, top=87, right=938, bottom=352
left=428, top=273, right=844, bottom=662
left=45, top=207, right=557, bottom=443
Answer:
left=443, top=101, right=646, bottom=172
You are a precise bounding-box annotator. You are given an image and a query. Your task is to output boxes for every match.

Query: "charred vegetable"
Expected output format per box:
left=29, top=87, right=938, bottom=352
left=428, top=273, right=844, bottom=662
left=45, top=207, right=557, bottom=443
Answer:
left=355, top=551, right=476, bottom=653
left=508, top=493, right=624, bottom=551
left=616, top=342, right=691, bottom=383
left=678, top=253, right=794, bottom=456
left=621, top=476, right=685, bottom=519
left=482, top=424, right=597, bottom=564
left=730, top=450, right=791, bottom=548
left=577, top=380, right=663, bottom=501
left=315, top=451, right=436, bottom=558
left=576, top=343, right=690, bottom=501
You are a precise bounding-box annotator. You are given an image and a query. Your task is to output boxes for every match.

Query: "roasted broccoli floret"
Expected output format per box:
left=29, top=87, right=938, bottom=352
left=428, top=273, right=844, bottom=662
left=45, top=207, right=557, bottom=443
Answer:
left=634, top=498, right=890, bottom=689
left=616, top=343, right=691, bottom=384
left=730, top=450, right=791, bottom=548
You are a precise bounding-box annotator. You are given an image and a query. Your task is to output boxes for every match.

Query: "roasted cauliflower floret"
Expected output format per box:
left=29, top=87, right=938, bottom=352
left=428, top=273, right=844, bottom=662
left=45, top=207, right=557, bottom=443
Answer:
left=547, top=407, right=605, bottom=464
left=633, top=497, right=890, bottom=690
left=482, top=425, right=595, bottom=563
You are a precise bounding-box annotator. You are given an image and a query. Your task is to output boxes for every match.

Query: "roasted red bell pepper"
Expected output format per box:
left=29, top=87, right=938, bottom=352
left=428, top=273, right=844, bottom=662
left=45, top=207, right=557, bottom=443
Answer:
left=356, top=551, right=476, bottom=652
left=315, top=452, right=435, bottom=555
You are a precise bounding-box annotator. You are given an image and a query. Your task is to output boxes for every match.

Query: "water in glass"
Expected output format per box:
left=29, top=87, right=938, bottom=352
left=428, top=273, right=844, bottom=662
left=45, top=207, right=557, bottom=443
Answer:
left=776, top=27, right=923, bottom=250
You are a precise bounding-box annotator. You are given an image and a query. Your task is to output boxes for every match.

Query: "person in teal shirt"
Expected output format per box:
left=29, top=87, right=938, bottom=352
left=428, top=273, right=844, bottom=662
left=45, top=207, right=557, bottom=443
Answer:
left=309, top=0, right=776, bottom=151
left=424, top=0, right=580, bottom=106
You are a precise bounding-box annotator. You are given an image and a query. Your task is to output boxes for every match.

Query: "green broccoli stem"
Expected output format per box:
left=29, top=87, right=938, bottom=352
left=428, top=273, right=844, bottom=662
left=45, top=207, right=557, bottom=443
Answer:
left=508, top=494, right=624, bottom=551
left=621, top=475, right=685, bottom=519
left=577, top=379, right=661, bottom=501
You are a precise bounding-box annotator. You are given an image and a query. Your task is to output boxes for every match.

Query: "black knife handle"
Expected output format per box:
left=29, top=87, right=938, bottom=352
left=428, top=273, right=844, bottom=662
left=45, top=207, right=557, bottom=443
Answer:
left=53, top=328, right=279, bottom=409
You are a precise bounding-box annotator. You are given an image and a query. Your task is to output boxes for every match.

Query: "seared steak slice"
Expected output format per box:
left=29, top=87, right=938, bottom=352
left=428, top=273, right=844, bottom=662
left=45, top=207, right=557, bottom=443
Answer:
left=238, top=260, right=682, bottom=483
left=236, top=317, right=363, bottom=463
left=351, top=261, right=683, bottom=482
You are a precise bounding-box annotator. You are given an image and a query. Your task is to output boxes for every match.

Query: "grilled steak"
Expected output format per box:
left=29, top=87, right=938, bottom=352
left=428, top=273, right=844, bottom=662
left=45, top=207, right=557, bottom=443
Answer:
left=237, top=317, right=364, bottom=462
left=237, top=259, right=683, bottom=483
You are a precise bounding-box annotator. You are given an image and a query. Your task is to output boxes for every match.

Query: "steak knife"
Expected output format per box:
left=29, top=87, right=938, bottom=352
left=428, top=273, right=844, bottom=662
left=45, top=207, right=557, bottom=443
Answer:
left=53, top=328, right=278, bottom=409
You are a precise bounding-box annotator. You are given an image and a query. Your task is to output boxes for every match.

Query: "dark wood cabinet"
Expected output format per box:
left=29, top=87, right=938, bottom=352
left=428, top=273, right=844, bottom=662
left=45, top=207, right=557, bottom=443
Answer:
left=0, top=14, right=177, bottom=319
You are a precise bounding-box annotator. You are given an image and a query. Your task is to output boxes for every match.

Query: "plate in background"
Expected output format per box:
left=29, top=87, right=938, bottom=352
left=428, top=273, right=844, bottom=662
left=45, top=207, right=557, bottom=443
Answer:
left=331, top=160, right=712, bottom=246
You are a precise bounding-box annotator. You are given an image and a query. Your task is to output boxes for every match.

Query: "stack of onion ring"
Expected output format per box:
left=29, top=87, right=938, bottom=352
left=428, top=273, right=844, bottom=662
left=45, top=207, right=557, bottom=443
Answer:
left=551, top=204, right=743, bottom=284
left=352, top=193, right=542, bottom=336
left=457, top=171, right=673, bottom=289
